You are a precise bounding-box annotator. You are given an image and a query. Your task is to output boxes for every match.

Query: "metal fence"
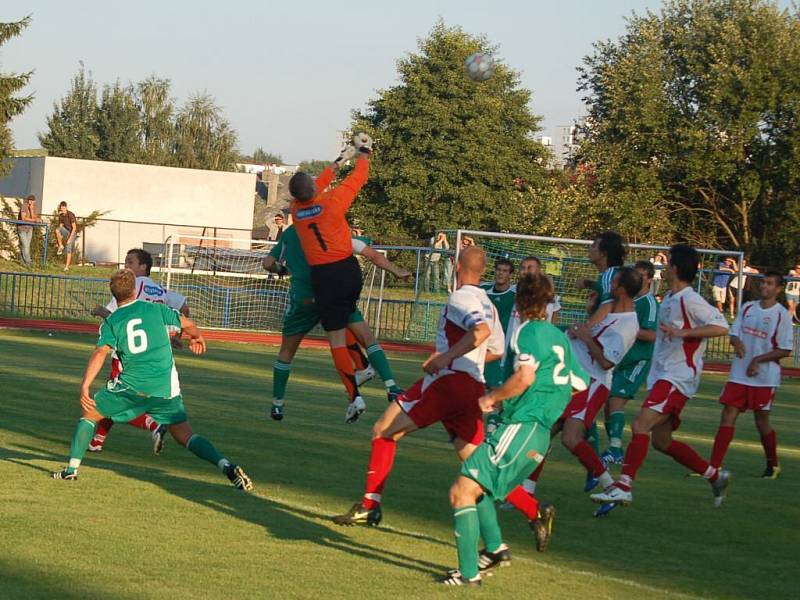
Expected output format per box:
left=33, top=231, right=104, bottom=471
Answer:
left=1, top=269, right=798, bottom=368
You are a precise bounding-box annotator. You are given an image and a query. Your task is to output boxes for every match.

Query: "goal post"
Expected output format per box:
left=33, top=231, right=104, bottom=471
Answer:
left=453, top=229, right=746, bottom=326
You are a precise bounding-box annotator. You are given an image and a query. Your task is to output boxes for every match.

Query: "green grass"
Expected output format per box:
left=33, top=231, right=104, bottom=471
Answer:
left=0, top=329, right=797, bottom=599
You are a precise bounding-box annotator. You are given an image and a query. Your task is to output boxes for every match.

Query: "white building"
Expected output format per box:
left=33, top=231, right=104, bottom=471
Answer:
left=0, top=156, right=256, bottom=264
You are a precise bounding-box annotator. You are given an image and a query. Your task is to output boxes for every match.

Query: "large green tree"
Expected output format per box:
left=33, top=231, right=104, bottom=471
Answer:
left=39, top=65, right=100, bottom=159
left=173, top=93, right=239, bottom=171
left=577, top=0, right=800, bottom=266
left=135, top=76, right=174, bottom=166
left=95, top=81, right=140, bottom=163
left=0, top=16, right=33, bottom=177
left=349, top=21, right=550, bottom=243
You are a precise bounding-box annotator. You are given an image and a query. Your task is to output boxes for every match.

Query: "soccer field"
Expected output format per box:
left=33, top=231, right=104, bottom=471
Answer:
left=1, top=329, right=797, bottom=600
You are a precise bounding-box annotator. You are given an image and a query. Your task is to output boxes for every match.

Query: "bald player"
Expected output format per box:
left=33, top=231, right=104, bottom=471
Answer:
left=332, top=246, right=505, bottom=526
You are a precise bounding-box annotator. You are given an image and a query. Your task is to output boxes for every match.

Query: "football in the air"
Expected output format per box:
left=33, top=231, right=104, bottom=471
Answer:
left=464, top=52, right=495, bottom=82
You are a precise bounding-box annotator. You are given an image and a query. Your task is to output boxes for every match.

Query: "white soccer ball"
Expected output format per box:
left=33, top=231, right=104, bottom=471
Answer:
left=465, top=52, right=495, bottom=82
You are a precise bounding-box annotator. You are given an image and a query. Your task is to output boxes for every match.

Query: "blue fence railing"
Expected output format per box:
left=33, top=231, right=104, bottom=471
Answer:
left=1, top=270, right=799, bottom=367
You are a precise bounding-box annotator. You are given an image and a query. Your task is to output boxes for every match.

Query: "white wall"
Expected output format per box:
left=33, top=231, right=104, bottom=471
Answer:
left=1, top=156, right=257, bottom=263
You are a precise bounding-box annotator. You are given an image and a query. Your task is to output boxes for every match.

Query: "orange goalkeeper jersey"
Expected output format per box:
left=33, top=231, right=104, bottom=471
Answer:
left=291, top=156, right=369, bottom=266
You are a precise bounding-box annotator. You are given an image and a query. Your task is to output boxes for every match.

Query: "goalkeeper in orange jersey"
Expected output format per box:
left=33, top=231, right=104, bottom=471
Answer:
left=288, top=133, right=374, bottom=423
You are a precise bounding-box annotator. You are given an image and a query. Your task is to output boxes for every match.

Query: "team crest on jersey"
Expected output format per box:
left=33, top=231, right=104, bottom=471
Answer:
left=143, top=284, right=165, bottom=296
left=295, top=205, right=323, bottom=220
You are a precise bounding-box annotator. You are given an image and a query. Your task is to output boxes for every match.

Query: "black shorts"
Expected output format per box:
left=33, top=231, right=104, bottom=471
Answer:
left=310, top=256, right=363, bottom=331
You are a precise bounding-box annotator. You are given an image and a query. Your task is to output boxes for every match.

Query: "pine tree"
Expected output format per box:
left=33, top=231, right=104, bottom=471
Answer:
left=0, top=16, right=33, bottom=177
left=39, top=65, right=100, bottom=159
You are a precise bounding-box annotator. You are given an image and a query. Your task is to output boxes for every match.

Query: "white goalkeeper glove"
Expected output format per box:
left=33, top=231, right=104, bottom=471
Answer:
left=353, top=132, right=373, bottom=155
left=334, top=145, right=356, bottom=167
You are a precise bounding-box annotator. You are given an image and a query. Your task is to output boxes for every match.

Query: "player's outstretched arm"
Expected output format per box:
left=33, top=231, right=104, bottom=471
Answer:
left=423, top=322, right=490, bottom=375
left=359, top=245, right=413, bottom=281
left=80, top=345, right=112, bottom=400
left=179, top=315, right=207, bottom=355
left=660, top=323, right=728, bottom=341
left=478, top=365, right=535, bottom=412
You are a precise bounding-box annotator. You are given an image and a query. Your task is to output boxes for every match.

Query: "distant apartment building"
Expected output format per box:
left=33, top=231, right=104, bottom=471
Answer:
left=552, top=117, right=588, bottom=167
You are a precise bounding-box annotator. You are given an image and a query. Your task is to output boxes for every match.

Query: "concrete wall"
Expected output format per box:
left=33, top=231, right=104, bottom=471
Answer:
left=0, top=157, right=257, bottom=263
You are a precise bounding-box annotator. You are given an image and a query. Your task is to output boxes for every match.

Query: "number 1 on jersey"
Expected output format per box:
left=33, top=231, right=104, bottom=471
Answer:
left=308, top=223, right=328, bottom=251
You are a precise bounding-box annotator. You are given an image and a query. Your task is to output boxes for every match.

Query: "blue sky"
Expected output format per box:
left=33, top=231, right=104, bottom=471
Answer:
left=0, top=0, right=766, bottom=163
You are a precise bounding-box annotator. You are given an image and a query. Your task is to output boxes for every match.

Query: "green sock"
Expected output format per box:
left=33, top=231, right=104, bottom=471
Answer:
left=66, top=418, right=96, bottom=472
left=367, top=344, right=396, bottom=388
left=603, top=417, right=612, bottom=441
left=476, top=495, right=503, bottom=554
left=454, top=505, right=480, bottom=580
left=187, top=434, right=228, bottom=470
left=273, top=360, right=291, bottom=400
left=586, top=422, right=600, bottom=455
left=609, top=411, right=626, bottom=448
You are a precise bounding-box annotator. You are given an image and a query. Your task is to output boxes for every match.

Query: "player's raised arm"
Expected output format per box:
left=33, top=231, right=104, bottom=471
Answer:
left=331, top=134, right=373, bottom=209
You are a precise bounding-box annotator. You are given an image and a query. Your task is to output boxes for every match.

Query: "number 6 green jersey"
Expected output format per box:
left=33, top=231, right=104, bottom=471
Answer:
left=97, top=300, right=183, bottom=398
left=501, top=319, right=588, bottom=427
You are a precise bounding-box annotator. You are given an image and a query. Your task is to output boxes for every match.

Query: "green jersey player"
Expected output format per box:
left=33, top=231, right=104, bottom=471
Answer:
left=52, top=269, right=252, bottom=491
left=442, top=273, right=588, bottom=586
left=480, top=257, right=516, bottom=389
left=601, top=260, right=659, bottom=466
left=263, top=222, right=410, bottom=421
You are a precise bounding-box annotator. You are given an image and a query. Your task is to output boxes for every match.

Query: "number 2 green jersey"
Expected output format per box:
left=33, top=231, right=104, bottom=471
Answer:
left=97, top=300, right=182, bottom=398
left=501, top=319, right=588, bottom=427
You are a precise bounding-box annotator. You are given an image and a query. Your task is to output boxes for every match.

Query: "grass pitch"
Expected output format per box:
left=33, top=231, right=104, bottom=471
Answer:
left=0, top=329, right=797, bottom=599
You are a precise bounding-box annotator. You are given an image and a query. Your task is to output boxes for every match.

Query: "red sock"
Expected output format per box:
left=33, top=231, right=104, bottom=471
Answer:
left=90, top=418, right=114, bottom=447
left=330, top=346, right=360, bottom=402
left=363, top=438, right=396, bottom=509
left=571, top=439, right=606, bottom=477
left=760, top=430, right=778, bottom=467
left=528, top=459, right=546, bottom=482
left=710, top=426, right=735, bottom=468
left=506, top=486, right=540, bottom=521
left=128, top=414, right=159, bottom=432
left=665, top=441, right=716, bottom=480
left=345, top=330, right=369, bottom=371
left=618, top=433, right=650, bottom=490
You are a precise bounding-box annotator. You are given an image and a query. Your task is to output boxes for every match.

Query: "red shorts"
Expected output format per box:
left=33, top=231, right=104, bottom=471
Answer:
left=642, top=380, right=689, bottom=430
left=561, top=379, right=610, bottom=427
left=719, top=382, right=775, bottom=412
left=397, top=372, right=485, bottom=446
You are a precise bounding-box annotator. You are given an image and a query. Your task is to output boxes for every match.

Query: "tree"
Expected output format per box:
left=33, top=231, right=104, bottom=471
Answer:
left=0, top=16, right=33, bottom=177
left=348, top=21, right=550, bottom=243
left=577, top=0, right=800, bottom=266
left=241, top=147, right=282, bottom=165
left=135, top=76, right=175, bottom=166
left=173, top=93, right=239, bottom=171
left=95, top=81, right=140, bottom=163
left=297, top=159, right=329, bottom=176
left=39, top=65, right=100, bottom=159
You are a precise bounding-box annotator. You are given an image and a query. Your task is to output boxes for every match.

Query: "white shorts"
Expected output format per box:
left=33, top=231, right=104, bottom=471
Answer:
left=712, top=286, right=727, bottom=303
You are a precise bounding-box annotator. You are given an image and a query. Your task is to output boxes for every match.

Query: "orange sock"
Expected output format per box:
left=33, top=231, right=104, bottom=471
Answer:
left=345, top=330, right=369, bottom=371
left=331, top=346, right=360, bottom=402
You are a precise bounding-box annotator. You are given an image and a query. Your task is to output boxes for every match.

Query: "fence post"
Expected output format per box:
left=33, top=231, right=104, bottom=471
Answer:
left=223, top=289, right=231, bottom=328
left=42, top=223, right=49, bottom=267
left=9, top=273, right=16, bottom=312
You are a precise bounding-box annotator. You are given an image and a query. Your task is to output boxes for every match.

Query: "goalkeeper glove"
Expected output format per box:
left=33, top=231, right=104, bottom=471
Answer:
left=334, top=145, right=356, bottom=167
left=353, top=132, right=373, bottom=155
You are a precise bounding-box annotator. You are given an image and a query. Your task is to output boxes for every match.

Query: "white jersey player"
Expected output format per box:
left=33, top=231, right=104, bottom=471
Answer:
left=709, top=272, right=793, bottom=479
left=332, top=246, right=506, bottom=527
left=591, top=244, right=731, bottom=508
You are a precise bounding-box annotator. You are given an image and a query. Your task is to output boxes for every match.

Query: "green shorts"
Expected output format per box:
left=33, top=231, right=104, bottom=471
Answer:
left=483, top=361, right=504, bottom=390
left=461, top=420, right=550, bottom=501
left=94, top=385, right=188, bottom=425
left=610, top=360, right=650, bottom=399
left=282, top=296, right=364, bottom=337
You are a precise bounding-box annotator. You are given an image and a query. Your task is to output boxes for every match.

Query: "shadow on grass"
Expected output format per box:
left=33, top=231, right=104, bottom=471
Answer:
left=1, top=445, right=448, bottom=579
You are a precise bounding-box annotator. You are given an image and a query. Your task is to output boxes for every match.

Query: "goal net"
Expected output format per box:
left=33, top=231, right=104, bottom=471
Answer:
left=157, top=234, right=389, bottom=333
left=453, top=230, right=745, bottom=330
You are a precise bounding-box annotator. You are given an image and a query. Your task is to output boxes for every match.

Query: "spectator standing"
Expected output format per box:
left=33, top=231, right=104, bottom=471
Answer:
left=711, top=258, right=735, bottom=314
left=427, top=231, right=451, bottom=293
left=270, top=213, right=286, bottom=241
left=786, top=262, right=800, bottom=323
left=55, top=201, right=78, bottom=271
left=17, top=194, right=42, bottom=266
left=650, top=252, right=667, bottom=297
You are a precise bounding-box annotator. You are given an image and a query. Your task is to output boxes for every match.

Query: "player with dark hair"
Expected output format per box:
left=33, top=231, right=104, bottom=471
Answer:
left=289, top=134, right=373, bottom=423
left=88, top=248, right=189, bottom=453
left=332, top=246, right=504, bottom=527
left=591, top=244, right=731, bottom=508
left=523, top=267, right=640, bottom=496
left=441, top=272, right=587, bottom=586
left=481, top=257, right=516, bottom=390
left=52, top=269, right=252, bottom=492
left=578, top=231, right=627, bottom=326
left=600, top=260, right=659, bottom=466
left=708, top=271, right=792, bottom=479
